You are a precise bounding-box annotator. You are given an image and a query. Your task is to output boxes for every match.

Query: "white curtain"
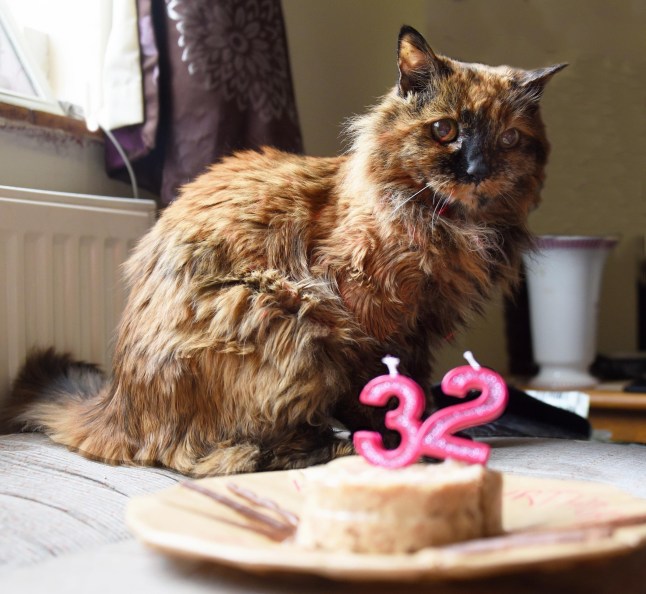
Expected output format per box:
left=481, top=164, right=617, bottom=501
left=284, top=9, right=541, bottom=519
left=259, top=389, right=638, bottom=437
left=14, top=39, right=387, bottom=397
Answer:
left=85, top=0, right=143, bottom=131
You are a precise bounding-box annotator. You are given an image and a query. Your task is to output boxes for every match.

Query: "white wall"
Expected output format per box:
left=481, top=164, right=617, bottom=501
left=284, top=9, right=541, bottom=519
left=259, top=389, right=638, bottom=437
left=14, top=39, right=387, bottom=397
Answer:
left=283, top=0, right=429, bottom=156
left=0, top=120, right=141, bottom=197
left=0, top=122, right=139, bottom=197
left=283, top=0, right=645, bottom=379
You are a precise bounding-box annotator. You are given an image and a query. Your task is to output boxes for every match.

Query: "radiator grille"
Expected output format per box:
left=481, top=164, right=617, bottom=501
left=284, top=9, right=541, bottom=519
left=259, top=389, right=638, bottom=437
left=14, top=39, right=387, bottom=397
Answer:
left=0, top=186, right=156, bottom=401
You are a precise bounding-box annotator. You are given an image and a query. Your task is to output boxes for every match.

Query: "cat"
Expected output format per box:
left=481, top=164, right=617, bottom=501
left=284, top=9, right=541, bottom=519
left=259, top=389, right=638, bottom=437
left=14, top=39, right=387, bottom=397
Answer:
left=3, top=26, right=565, bottom=476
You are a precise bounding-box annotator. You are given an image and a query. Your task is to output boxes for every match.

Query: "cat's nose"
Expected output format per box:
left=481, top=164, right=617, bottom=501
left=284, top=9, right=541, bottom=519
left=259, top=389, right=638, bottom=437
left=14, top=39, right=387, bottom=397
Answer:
left=466, top=155, right=490, bottom=183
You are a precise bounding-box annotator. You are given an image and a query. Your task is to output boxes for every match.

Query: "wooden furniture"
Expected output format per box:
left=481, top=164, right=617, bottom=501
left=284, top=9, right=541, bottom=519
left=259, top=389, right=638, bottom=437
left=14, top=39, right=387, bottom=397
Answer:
left=587, top=384, right=646, bottom=443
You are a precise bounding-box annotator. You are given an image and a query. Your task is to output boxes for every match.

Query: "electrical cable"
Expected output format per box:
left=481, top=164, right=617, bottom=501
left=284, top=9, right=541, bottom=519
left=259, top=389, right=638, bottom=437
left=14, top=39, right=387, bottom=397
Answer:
left=101, top=125, right=139, bottom=199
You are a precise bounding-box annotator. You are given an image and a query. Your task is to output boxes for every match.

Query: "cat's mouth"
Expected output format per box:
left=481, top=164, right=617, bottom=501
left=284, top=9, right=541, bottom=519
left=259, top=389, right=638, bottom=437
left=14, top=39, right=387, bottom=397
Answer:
left=426, top=181, right=500, bottom=216
left=424, top=187, right=481, bottom=219
left=428, top=193, right=454, bottom=218
left=411, top=177, right=505, bottom=221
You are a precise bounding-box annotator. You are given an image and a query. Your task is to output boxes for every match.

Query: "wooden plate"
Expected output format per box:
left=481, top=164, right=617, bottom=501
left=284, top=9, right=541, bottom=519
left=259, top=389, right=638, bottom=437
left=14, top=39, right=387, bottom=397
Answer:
left=126, top=460, right=646, bottom=582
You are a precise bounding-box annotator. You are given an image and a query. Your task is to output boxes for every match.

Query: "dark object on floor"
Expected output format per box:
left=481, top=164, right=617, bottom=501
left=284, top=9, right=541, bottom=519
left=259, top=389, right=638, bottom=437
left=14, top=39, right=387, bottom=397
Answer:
left=624, top=376, right=646, bottom=394
left=592, top=352, right=646, bottom=381
left=431, top=384, right=591, bottom=440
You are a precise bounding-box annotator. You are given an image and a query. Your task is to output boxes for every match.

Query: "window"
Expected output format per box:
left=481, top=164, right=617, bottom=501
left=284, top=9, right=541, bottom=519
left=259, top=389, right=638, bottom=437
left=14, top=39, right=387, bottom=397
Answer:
left=0, top=0, right=63, bottom=115
left=0, top=0, right=143, bottom=132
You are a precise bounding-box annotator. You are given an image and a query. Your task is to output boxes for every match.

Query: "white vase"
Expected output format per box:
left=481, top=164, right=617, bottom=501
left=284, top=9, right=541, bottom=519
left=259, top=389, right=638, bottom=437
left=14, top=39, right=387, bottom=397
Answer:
left=522, top=235, right=617, bottom=390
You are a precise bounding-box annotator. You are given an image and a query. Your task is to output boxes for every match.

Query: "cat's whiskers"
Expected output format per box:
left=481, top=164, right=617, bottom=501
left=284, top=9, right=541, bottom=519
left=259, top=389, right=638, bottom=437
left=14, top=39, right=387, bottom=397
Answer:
left=425, top=179, right=452, bottom=232
left=499, top=189, right=520, bottom=206
left=431, top=192, right=452, bottom=234
left=391, top=184, right=432, bottom=215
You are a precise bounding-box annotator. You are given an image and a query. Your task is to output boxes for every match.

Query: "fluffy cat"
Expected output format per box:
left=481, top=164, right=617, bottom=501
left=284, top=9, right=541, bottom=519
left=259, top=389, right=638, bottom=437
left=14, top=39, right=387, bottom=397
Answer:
left=4, top=26, right=565, bottom=476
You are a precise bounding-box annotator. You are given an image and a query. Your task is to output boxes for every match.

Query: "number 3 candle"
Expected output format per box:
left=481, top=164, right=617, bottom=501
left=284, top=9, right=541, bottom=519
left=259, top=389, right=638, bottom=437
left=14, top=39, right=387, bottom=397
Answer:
left=353, top=352, right=508, bottom=467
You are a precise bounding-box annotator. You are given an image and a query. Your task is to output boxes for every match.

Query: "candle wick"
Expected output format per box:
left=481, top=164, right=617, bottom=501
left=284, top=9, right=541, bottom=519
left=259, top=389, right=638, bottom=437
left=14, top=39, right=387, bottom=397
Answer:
left=463, top=351, right=481, bottom=370
left=382, top=355, right=400, bottom=377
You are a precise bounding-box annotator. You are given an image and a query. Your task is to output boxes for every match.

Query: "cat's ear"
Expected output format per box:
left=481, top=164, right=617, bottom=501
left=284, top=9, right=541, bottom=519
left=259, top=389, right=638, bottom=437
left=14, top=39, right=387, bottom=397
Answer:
left=519, top=63, right=568, bottom=99
left=397, top=25, right=447, bottom=96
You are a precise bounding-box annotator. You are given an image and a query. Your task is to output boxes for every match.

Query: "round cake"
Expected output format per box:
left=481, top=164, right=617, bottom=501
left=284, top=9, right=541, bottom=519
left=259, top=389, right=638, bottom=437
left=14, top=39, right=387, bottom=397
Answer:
left=295, top=455, right=503, bottom=554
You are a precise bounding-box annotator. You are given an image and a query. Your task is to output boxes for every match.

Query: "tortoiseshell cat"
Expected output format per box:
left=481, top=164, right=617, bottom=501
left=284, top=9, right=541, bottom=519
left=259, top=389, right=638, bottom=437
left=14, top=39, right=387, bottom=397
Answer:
left=5, top=26, right=565, bottom=476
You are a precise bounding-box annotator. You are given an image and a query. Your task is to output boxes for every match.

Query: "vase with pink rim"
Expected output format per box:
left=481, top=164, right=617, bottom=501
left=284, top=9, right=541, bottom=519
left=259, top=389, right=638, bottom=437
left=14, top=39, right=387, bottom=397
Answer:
left=522, top=235, right=618, bottom=390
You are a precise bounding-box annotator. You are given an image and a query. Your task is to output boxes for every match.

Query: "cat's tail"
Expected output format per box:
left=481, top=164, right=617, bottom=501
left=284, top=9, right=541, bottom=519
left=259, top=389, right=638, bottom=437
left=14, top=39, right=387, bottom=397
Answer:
left=0, top=348, right=107, bottom=437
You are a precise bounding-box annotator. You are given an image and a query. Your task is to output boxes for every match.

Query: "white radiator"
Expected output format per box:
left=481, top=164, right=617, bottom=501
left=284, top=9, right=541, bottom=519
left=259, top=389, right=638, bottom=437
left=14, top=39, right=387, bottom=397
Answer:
left=0, top=185, right=156, bottom=402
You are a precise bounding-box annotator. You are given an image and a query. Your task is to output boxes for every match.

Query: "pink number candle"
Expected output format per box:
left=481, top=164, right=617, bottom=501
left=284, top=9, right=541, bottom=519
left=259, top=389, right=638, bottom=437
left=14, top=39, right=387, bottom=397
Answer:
left=353, top=356, right=424, bottom=468
left=422, top=351, right=509, bottom=464
left=353, top=352, right=508, bottom=467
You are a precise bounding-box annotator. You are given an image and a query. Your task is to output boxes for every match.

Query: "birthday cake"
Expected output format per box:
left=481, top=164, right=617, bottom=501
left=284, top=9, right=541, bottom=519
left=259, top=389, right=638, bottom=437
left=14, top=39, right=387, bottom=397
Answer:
left=295, top=455, right=503, bottom=554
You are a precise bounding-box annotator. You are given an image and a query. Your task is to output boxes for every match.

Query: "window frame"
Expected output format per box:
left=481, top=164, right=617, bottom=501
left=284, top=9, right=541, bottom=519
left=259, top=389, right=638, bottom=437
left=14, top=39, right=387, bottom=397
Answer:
left=0, top=0, right=65, bottom=116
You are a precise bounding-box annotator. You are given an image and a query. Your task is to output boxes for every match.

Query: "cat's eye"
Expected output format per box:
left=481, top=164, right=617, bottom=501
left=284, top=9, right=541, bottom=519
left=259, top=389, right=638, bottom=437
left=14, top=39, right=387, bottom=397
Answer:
left=430, top=118, right=459, bottom=144
left=499, top=128, right=520, bottom=148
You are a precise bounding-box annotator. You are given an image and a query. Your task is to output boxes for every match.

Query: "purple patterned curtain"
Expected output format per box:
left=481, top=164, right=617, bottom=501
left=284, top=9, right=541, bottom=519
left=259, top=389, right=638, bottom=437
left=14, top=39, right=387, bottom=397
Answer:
left=105, top=0, right=303, bottom=206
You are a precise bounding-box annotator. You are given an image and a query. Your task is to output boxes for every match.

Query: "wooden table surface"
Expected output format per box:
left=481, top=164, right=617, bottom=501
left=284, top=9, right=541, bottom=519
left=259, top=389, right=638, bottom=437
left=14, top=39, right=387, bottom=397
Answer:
left=585, top=384, right=646, bottom=444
